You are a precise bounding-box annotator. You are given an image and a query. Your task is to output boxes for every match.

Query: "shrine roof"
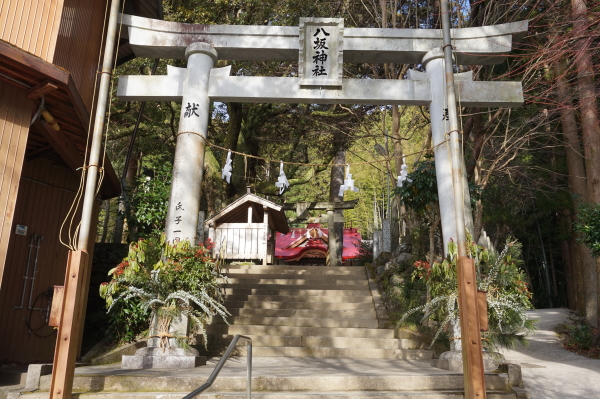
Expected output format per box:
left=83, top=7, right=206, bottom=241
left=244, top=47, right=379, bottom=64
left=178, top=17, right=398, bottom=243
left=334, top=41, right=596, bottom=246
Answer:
left=275, top=226, right=362, bottom=261
left=205, top=193, right=289, bottom=234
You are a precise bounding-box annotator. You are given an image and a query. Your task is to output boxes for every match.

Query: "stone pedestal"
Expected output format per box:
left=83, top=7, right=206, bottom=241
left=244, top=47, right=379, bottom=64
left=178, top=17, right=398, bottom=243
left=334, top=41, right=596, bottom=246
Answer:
left=430, top=350, right=503, bottom=372
left=121, top=347, right=206, bottom=369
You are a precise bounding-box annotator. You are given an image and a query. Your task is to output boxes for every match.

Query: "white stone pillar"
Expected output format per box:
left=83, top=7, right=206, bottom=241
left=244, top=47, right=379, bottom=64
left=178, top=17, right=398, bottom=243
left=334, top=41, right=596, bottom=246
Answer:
left=382, top=219, right=392, bottom=253
left=165, top=43, right=218, bottom=243
left=422, top=49, right=474, bottom=255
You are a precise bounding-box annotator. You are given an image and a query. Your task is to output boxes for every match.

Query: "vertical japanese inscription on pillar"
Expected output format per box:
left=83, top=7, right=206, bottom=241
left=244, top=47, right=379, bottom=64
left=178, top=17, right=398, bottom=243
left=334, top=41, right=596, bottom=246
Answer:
left=299, top=18, right=343, bottom=88
left=173, top=202, right=185, bottom=241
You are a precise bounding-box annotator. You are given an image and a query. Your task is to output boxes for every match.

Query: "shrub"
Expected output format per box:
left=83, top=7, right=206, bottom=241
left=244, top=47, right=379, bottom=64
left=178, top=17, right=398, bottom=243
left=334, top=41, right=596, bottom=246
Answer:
left=100, top=234, right=229, bottom=348
left=398, top=237, right=535, bottom=351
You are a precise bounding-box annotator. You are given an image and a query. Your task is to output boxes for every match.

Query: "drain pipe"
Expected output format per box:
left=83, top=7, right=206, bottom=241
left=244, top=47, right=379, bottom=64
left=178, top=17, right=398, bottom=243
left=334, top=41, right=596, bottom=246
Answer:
left=27, top=235, right=44, bottom=310
left=77, top=0, right=122, bottom=251
left=440, top=1, right=486, bottom=398
left=14, top=234, right=37, bottom=309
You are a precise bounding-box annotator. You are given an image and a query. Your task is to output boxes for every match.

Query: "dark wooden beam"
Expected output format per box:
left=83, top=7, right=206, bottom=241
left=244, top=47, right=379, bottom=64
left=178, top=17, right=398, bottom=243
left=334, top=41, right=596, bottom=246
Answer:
left=0, top=40, right=70, bottom=84
left=26, top=80, right=59, bottom=100
left=65, top=75, right=90, bottom=129
left=26, top=144, right=55, bottom=160
left=100, top=151, right=122, bottom=199
left=33, top=120, right=85, bottom=171
left=282, top=199, right=359, bottom=211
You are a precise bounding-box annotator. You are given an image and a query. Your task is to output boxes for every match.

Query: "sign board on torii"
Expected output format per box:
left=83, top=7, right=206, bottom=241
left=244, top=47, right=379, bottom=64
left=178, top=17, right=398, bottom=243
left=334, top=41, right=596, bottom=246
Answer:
left=116, top=14, right=527, bottom=253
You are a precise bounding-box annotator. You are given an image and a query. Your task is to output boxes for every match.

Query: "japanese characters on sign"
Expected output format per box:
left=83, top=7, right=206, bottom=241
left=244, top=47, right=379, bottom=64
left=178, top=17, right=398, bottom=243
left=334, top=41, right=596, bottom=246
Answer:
left=299, top=18, right=343, bottom=87
left=172, top=201, right=185, bottom=241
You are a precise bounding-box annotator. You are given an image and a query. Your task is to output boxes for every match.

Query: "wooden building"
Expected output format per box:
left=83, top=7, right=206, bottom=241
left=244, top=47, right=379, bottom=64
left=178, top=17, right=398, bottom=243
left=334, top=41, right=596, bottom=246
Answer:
left=0, top=0, right=161, bottom=364
left=206, top=192, right=289, bottom=265
left=275, top=224, right=362, bottom=265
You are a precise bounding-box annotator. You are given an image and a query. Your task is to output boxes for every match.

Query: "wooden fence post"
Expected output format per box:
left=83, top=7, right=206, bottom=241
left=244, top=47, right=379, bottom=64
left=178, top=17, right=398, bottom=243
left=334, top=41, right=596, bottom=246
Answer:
left=49, top=250, right=88, bottom=399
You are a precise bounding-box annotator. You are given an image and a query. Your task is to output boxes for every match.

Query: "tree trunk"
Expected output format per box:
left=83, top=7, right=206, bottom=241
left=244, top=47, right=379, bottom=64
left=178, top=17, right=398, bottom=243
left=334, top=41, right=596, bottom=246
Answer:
left=328, top=147, right=346, bottom=266
left=113, top=152, right=139, bottom=243
left=100, top=200, right=110, bottom=243
left=554, top=59, right=590, bottom=316
left=563, top=0, right=599, bottom=323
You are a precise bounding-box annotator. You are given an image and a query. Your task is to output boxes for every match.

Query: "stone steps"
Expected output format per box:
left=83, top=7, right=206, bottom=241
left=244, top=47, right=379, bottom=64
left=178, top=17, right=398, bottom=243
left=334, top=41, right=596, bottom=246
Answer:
left=224, top=294, right=374, bottom=303
left=243, top=346, right=432, bottom=360
left=37, top=372, right=511, bottom=393
left=223, top=277, right=369, bottom=287
left=223, top=287, right=370, bottom=295
left=224, top=300, right=375, bottom=310
left=16, top=392, right=517, bottom=399
left=206, top=334, right=419, bottom=349
left=223, top=315, right=380, bottom=329
left=226, top=307, right=377, bottom=319
left=223, top=265, right=366, bottom=274
left=224, top=272, right=367, bottom=280
left=206, top=324, right=395, bottom=339
left=204, top=264, right=417, bottom=361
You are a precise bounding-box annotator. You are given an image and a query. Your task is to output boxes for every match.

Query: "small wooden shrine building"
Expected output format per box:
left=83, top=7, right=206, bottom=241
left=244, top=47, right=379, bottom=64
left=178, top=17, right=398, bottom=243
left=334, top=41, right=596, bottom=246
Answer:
left=275, top=224, right=362, bottom=265
left=205, top=191, right=289, bottom=265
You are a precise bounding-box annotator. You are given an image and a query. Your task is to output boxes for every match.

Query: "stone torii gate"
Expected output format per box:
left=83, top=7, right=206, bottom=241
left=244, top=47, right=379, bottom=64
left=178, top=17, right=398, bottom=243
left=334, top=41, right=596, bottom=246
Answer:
left=117, top=15, right=527, bottom=253
left=116, top=14, right=527, bottom=398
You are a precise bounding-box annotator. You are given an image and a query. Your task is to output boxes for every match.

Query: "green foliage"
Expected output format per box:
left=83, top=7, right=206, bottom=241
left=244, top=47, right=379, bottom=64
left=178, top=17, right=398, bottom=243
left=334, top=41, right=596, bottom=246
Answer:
left=99, top=234, right=229, bottom=347
left=560, top=319, right=594, bottom=350
left=354, top=240, right=373, bottom=265
left=574, top=201, right=600, bottom=258
left=104, top=297, right=150, bottom=344
left=394, top=156, right=438, bottom=215
left=398, top=237, right=535, bottom=351
left=394, top=156, right=482, bottom=215
left=128, top=161, right=173, bottom=237
left=379, top=261, right=426, bottom=326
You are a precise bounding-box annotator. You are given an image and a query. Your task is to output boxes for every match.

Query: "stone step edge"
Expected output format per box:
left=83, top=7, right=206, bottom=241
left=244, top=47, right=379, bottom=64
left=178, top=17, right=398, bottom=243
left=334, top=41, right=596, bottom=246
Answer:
left=37, top=373, right=511, bottom=393
left=205, top=334, right=422, bottom=349
left=14, top=390, right=518, bottom=399
left=205, top=324, right=396, bottom=336
left=223, top=289, right=371, bottom=295
left=223, top=265, right=365, bottom=270
left=222, top=280, right=369, bottom=286
left=223, top=273, right=367, bottom=279
left=223, top=316, right=379, bottom=328
left=226, top=309, right=378, bottom=319
left=223, top=301, right=375, bottom=309
left=223, top=295, right=375, bottom=303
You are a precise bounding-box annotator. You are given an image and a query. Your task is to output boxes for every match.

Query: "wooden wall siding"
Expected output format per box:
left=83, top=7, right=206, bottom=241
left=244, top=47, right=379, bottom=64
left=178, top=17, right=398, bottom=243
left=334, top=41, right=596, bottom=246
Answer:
left=0, top=157, right=99, bottom=363
left=0, top=81, right=32, bottom=293
left=53, top=0, right=109, bottom=112
left=0, top=0, right=66, bottom=62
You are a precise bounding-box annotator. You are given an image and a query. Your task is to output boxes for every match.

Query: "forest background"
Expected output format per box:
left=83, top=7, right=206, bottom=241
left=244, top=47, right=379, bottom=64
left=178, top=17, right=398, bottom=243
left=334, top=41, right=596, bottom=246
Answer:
left=95, top=0, right=600, bottom=334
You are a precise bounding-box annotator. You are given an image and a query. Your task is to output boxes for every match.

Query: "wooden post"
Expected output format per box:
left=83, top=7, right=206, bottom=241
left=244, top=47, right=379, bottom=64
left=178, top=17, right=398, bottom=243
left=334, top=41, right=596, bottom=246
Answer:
left=326, top=207, right=337, bottom=266
left=262, top=206, right=269, bottom=265
left=456, top=257, right=486, bottom=398
left=50, top=250, right=89, bottom=399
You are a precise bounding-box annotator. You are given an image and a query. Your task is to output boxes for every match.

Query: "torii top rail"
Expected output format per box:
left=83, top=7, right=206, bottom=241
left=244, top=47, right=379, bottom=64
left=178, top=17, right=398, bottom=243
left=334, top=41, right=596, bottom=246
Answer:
left=118, top=15, right=527, bottom=107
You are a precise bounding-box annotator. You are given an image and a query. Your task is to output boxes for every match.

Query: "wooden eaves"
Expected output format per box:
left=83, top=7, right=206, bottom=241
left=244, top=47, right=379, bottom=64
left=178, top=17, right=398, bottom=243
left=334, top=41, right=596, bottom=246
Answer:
left=205, top=193, right=289, bottom=234
left=0, top=39, right=120, bottom=199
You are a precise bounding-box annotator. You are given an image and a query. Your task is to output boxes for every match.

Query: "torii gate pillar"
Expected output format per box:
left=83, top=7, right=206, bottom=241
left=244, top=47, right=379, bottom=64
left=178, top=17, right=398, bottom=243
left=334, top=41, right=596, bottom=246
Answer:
left=165, top=43, right=217, bottom=243
left=410, top=49, right=476, bottom=254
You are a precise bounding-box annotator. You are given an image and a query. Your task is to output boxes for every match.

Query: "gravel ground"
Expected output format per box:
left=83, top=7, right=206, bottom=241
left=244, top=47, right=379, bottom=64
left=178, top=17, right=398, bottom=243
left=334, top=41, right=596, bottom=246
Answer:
left=499, top=308, right=600, bottom=399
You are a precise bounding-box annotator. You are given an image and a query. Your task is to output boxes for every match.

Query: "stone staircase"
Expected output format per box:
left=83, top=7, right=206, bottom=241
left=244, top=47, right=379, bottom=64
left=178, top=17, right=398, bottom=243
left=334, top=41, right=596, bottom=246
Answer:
left=12, top=264, right=525, bottom=399
left=203, top=264, right=432, bottom=360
